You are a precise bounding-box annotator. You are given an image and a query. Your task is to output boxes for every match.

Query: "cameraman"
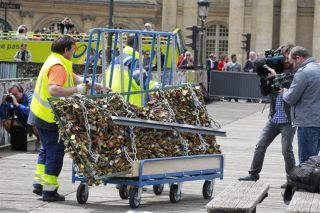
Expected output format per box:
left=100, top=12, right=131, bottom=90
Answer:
left=283, top=46, right=320, bottom=163
left=0, top=84, right=39, bottom=151
left=239, top=44, right=296, bottom=188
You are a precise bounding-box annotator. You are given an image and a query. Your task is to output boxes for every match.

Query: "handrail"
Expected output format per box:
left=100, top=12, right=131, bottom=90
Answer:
left=0, top=32, right=173, bottom=43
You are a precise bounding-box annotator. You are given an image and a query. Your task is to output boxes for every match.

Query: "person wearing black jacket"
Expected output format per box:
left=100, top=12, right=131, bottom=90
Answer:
left=239, top=44, right=296, bottom=189
left=206, top=53, right=218, bottom=71
left=59, top=17, right=74, bottom=34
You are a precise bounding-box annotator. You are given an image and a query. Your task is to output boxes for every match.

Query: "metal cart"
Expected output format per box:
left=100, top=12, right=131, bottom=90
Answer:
left=72, top=152, right=224, bottom=208
left=51, top=28, right=226, bottom=208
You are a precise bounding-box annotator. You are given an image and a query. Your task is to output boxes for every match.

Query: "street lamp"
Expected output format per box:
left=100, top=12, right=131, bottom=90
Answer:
left=197, top=0, right=210, bottom=69
left=107, top=0, right=114, bottom=65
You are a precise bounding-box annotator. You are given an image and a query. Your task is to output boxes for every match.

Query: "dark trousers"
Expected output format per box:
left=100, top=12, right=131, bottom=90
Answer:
left=249, top=121, right=296, bottom=176
left=37, top=128, right=65, bottom=176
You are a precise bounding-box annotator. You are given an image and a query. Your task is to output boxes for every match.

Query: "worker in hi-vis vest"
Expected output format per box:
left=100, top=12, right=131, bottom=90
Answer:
left=104, top=33, right=158, bottom=106
left=28, top=35, right=111, bottom=202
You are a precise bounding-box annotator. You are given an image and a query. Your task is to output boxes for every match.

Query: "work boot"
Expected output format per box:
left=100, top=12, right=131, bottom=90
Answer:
left=281, top=182, right=288, bottom=189
left=238, top=173, right=259, bottom=181
left=42, top=190, right=65, bottom=202
left=32, top=184, right=42, bottom=196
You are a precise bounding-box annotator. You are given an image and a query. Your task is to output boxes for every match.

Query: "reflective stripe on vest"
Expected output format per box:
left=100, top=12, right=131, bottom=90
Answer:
left=30, top=53, right=74, bottom=123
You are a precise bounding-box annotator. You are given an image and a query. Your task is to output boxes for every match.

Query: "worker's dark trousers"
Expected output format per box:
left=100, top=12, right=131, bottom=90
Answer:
left=36, top=127, right=65, bottom=196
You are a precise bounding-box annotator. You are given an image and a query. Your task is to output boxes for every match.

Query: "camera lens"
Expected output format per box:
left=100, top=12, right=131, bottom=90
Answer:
left=5, top=95, right=13, bottom=103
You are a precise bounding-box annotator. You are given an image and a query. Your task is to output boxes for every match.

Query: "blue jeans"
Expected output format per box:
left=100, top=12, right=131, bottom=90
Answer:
left=297, top=127, right=320, bottom=163
left=249, top=120, right=296, bottom=176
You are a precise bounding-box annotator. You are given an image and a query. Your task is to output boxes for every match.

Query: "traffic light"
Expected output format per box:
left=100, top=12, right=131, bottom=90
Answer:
left=185, top=26, right=200, bottom=51
left=241, top=33, right=251, bottom=59
left=241, top=33, right=251, bottom=60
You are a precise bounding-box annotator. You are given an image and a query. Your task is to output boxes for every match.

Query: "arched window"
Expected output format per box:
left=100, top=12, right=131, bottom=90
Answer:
left=205, top=23, right=228, bottom=58
left=0, top=18, right=12, bottom=31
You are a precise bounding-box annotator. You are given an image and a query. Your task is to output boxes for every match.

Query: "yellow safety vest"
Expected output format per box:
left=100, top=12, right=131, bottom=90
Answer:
left=104, top=46, right=157, bottom=106
left=30, top=53, right=74, bottom=123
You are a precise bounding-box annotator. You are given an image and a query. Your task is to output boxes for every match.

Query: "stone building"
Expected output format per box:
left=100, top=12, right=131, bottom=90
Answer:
left=0, top=0, right=319, bottom=64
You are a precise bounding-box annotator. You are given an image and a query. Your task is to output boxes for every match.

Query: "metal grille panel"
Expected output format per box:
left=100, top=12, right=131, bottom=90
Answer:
left=208, top=71, right=262, bottom=99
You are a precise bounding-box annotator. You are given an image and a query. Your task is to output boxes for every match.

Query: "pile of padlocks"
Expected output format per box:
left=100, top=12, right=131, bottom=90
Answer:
left=53, top=87, right=221, bottom=185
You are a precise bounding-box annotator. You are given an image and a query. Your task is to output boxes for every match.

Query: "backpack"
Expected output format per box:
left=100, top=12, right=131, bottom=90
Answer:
left=283, top=155, right=320, bottom=202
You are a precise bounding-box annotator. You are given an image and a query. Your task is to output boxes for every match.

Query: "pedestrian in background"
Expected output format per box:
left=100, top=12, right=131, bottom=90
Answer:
left=206, top=53, right=218, bottom=71
left=13, top=43, right=32, bottom=62
left=144, top=22, right=154, bottom=31
left=178, top=51, right=194, bottom=70
left=225, top=54, right=241, bottom=72
left=59, top=17, right=74, bottom=34
left=217, top=54, right=228, bottom=71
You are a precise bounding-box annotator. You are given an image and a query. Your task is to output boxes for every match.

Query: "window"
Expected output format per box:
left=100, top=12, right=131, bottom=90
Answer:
left=205, top=24, right=228, bottom=59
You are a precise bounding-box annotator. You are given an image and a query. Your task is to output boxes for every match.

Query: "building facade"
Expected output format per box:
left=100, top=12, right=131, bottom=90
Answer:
left=0, top=0, right=318, bottom=65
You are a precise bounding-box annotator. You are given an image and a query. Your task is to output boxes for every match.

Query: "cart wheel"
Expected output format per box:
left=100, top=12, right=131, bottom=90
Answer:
left=169, top=184, right=181, bottom=203
left=202, top=180, right=214, bottom=199
left=153, top=184, right=164, bottom=195
left=119, top=185, right=129, bottom=199
left=129, top=187, right=141, bottom=208
left=76, top=183, right=89, bottom=204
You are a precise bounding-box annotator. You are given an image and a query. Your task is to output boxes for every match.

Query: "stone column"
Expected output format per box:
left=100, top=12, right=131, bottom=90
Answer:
left=82, top=15, right=96, bottom=32
left=228, top=0, right=245, bottom=65
left=161, top=0, right=177, bottom=31
left=20, top=11, right=33, bottom=31
left=183, top=0, right=197, bottom=28
left=313, top=0, right=320, bottom=60
left=279, top=0, right=297, bottom=45
left=254, top=0, right=274, bottom=53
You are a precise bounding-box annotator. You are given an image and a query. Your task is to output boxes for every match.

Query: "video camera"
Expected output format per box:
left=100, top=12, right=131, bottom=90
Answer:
left=254, top=48, right=294, bottom=91
left=265, top=73, right=294, bottom=91
left=254, top=48, right=284, bottom=78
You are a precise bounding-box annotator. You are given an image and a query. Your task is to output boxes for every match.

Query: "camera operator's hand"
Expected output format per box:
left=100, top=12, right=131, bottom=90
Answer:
left=11, top=95, right=19, bottom=107
left=276, top=88, right=284, bottom=94
left=265, top=65, right=277, bottom=76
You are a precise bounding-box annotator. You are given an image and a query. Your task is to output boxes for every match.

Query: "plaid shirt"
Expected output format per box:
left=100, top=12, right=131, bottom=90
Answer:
left=271, top=94, right=289, bottom=124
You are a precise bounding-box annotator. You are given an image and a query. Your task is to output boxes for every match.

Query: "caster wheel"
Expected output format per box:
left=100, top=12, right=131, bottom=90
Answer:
left=129, top=187, right=141, bottom=208
left=169, top=184, right=181, bottom=203
left=202, top=180, right=214, bottom=199
left=119, top=185, right=129, bottom=199
left=76, top=183, right=89, bottom=204
left=153, top=184, right=164, bottom=195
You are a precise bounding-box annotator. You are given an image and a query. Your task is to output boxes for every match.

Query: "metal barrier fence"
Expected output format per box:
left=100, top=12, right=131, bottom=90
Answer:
left=0, top=62, right=102, bottom=78
left=208, top=71, right=263, bottom=99
left=0, top=62, right=17, bottom=79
